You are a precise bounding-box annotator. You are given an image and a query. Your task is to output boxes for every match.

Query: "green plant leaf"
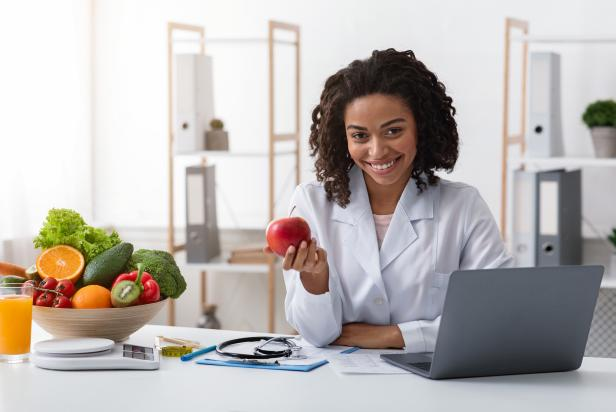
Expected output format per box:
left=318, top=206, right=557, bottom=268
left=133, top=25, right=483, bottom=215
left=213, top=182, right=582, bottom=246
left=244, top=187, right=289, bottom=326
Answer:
left=582, top=100, right=616, bottom=128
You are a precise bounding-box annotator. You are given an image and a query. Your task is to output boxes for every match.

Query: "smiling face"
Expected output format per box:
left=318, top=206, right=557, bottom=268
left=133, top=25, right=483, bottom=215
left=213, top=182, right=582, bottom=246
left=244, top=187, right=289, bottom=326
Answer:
left=344, top=93, right=417, bottom=195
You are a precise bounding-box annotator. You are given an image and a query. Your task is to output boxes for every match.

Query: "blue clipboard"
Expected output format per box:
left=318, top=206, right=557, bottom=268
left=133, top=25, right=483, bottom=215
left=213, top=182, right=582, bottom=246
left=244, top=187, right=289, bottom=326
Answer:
left=195, top=346, right=358, bottom=372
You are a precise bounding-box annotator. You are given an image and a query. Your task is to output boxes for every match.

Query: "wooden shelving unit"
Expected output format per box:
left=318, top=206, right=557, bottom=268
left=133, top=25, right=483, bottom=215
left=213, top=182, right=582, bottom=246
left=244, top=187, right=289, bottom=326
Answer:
left=166, top=21, right=301, bottom=332
left=500, top=17, right=616, bottom=240
left=502, top=20, right=616, bottom=358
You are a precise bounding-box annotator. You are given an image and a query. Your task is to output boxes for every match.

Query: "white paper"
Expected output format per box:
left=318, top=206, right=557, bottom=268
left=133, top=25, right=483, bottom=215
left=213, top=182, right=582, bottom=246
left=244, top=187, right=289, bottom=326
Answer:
left=328, top=351, right=412, bottom=375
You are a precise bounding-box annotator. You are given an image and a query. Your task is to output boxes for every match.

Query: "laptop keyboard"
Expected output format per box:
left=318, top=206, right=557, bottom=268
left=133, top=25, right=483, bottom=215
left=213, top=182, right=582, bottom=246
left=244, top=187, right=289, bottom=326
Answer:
left=408, top=362, right=431, bottom=372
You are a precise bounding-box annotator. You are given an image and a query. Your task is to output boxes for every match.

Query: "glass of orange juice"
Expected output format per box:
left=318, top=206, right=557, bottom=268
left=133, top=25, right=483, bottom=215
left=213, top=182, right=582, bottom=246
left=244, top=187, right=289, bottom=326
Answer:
left=0, top=283, right=33, bottom=363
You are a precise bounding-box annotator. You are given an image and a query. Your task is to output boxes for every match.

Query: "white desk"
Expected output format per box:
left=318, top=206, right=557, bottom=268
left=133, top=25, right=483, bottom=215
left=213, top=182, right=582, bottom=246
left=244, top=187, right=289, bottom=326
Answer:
left=2, top=324, right=616, bottom=412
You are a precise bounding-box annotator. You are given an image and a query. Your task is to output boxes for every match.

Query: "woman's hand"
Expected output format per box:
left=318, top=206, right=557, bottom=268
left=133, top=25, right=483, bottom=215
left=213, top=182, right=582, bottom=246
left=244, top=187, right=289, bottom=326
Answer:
left=263, top=238, right=330, bottom=295
left=332, top=323, right=405, bottom=349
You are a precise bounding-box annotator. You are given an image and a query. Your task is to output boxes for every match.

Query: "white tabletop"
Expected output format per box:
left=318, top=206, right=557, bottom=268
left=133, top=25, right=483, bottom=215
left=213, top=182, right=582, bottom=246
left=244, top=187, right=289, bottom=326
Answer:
left=2, top=324, right=616, bottom=412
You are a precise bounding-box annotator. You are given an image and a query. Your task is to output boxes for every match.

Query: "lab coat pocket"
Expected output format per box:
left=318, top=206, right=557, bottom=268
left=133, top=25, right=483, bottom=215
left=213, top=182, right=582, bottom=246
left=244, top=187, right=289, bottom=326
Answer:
left=429, top=272, right=451, bottom=314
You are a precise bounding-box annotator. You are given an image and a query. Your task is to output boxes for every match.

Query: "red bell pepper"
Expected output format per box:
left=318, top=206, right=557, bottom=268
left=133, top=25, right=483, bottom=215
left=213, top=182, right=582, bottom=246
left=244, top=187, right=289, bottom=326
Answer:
left=112, top=270, right=160, bottom=304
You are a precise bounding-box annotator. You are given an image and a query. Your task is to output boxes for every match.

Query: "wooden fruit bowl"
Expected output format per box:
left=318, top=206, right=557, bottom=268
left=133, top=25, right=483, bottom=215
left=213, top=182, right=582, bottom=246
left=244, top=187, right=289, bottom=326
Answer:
left=32, top=299, right=168, bottom=342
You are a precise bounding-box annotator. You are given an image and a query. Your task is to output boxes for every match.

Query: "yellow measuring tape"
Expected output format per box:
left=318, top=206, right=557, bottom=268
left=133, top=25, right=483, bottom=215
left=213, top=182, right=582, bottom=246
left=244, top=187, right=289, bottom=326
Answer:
left=161, top=345, right=194, bottom=357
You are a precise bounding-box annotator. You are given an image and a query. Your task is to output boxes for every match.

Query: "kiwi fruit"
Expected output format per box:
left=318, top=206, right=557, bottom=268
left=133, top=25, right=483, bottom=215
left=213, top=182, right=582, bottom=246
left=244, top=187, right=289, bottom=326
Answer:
left=110, top=263, right=145, bottom=308
left=111, top=279, right=142, bottom=308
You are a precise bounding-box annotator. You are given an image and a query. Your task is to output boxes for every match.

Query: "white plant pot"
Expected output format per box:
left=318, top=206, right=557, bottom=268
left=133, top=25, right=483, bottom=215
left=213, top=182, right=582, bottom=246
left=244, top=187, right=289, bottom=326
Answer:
left=205, top=130, right=229, bottom=151
left=590, top=127, right=616, bottom=158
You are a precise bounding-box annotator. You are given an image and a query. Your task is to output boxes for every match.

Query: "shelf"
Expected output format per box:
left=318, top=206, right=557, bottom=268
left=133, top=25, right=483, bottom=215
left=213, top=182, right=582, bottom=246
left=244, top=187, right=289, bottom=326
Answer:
left=172, top=37, right=297, bottom=46
left=601, top=278, right=616, bottom=289
left=177, top=251, right=275, bottom=273
left=511, top=35, right=616, bottom=44
left=174, top=149, right=296, bottom=158
left=515, top=157, right=616, bottom=169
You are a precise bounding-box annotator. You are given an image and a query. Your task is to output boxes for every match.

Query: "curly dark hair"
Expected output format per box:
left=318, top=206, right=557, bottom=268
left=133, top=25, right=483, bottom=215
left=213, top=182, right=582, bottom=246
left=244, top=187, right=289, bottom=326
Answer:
left=309, top=48, right=459, bottom=207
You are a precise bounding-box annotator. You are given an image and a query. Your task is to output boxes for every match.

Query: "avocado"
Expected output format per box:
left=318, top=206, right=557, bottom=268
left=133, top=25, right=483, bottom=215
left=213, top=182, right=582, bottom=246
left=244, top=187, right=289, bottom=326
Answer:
left=83, top=242, right=134, bottom=288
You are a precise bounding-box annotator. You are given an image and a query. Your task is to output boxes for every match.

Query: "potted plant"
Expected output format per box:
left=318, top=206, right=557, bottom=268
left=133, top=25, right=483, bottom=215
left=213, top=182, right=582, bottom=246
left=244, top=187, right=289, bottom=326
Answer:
left=582, top=99, right=616, bottom=158
left=205, top=118, right=229, bottom=151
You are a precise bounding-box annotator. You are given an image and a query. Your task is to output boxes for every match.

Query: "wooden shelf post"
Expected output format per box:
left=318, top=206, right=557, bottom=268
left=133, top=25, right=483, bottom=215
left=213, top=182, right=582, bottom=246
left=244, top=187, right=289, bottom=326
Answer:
left=167, top=22, right=205, bottom=326
left=501, top=17, right=529, bottom=241
left=268, top=20, right=301, bottom=333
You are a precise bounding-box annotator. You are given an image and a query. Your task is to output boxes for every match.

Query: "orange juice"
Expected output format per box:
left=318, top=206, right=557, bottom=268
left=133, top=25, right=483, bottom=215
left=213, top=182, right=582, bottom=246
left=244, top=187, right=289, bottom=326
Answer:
left=0, top=295, right=33, bottom=355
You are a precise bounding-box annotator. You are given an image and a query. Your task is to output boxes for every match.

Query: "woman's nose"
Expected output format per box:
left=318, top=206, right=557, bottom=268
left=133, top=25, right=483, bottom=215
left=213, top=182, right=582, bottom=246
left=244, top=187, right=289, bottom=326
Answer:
left=368, top=136, right=387, bottom=158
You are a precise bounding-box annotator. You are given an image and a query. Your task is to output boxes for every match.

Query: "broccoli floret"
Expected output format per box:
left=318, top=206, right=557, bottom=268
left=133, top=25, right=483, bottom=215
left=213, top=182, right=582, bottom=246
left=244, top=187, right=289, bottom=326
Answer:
left=128, top=249, right=186, bottom=299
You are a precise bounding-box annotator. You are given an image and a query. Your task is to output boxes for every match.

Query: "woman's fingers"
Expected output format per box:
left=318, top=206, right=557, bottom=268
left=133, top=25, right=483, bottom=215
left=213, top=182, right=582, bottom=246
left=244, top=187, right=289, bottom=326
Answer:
left=282, top=246, right=296, bottom=271
left=281, top=239, right=328, bottom=274
left=292, top=241, right=309, bottom=271
left=314, top=247, right=328, bottom=273
left=263, top=246, right=274, bottom=254
left=304, top=238, right=317, bottom=268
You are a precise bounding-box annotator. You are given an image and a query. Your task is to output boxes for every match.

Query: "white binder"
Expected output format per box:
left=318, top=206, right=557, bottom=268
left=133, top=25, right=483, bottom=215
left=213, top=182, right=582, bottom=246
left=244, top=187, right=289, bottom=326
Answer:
left=513, top=170, right=538, bottom=267
left=174, top=54, right=215, bottom=153
left=512, top=169, right=581, bottom=267
left=527, top=52, right=564, bottom=158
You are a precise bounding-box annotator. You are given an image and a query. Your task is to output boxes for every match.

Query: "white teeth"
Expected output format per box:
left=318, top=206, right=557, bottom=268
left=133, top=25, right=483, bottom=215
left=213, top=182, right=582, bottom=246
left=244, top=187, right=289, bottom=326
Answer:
left=370, top=159, right=396, bottom=170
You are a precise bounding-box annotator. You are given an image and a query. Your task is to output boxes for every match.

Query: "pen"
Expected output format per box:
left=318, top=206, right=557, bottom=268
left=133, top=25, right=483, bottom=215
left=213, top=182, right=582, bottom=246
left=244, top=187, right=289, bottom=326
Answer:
left=181, top=344, right=217, bottom=361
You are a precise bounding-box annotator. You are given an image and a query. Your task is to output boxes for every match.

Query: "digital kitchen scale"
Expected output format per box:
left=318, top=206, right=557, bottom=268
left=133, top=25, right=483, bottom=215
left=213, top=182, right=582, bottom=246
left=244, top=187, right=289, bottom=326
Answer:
left=32, top=338, right=160, bottom=371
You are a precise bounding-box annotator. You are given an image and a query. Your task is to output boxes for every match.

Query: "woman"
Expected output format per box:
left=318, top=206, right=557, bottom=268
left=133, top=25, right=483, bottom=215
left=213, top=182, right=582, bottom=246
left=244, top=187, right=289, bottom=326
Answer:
left=266, top=49, right=512, bottom=350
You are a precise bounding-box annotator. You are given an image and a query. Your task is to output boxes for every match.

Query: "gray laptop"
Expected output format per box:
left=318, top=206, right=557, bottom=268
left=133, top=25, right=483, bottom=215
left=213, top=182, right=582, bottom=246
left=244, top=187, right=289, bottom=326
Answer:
left=381, top=265, right=603, bottom=379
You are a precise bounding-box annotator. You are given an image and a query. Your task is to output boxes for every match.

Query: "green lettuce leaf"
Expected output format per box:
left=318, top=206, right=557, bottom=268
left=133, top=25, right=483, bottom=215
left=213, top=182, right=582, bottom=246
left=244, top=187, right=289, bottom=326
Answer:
left=33, top=208, right=121, bottom=262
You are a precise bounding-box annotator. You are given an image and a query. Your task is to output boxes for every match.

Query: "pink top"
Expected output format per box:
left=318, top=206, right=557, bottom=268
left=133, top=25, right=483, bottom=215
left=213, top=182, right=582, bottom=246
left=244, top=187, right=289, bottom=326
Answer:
left=373, top=214, right=393, bottom=249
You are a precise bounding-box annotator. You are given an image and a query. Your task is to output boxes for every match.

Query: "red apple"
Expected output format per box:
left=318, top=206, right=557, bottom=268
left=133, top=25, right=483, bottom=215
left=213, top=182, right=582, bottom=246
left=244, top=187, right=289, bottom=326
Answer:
left=266, top=217, right=311, bottom=257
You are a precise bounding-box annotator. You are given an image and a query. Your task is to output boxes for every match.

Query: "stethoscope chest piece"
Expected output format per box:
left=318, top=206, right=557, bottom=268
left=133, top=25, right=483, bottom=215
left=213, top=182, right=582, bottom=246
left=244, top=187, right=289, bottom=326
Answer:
left=287, top=345, right=307, bottom=360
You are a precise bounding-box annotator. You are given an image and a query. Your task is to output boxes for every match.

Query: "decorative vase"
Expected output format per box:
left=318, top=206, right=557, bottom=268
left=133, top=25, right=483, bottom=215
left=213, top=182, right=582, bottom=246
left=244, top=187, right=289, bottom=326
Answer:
left=196, top=304, right=221, bottom=329
left=590, top=127, right=616, bottom=158
left=205, top=130, right=229, bottom=151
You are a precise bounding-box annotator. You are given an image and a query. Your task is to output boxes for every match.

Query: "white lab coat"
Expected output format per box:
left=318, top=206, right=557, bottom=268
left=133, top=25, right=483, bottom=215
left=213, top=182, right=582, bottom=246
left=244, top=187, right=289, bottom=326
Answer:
left=283, top=166, right=512, bottom=351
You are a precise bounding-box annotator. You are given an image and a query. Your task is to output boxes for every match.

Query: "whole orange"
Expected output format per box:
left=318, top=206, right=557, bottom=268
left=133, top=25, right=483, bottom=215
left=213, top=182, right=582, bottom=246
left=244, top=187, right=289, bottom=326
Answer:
left=71, top=285, right=112, bottom=309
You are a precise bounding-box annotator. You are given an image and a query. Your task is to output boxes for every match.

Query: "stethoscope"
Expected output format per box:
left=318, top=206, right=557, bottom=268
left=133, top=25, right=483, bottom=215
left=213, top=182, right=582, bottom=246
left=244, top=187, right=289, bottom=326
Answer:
left=216, top=336, right=305, bottom=361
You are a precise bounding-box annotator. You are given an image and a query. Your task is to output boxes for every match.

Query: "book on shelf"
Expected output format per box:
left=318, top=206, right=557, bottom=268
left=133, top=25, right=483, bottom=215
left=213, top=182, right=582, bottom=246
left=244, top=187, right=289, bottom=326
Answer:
left=230, top=247, right=264, bottom=257
left=227, top=245, right=270, bottom=264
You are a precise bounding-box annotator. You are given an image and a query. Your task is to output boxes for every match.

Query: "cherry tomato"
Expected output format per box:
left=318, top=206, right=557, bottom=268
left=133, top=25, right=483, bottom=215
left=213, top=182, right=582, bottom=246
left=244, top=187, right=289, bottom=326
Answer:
left=39, top=277, right=58, bottom=291
left=55, top=279, right=75, bottom=298
left=35, top=291, right=55, bottom=307
left=22, top=280, right=40, bottom=302
left=52, top=295, right=72, bottom=308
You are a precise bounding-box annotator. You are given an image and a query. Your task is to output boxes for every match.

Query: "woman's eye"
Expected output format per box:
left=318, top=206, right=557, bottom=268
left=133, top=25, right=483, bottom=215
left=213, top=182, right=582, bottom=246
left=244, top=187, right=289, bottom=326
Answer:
left=351, top=133, right=368, bottom=140
left=385, top=128, right=402, bottom=136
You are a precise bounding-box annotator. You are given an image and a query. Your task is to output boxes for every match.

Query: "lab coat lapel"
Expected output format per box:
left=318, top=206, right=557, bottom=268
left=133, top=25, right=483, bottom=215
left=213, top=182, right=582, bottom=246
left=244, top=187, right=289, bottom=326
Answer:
left=379, top=178, right=434, bottom=271
left=352, top=212, right=384, bottom=294
left=332, top=167, right=385, bottom=296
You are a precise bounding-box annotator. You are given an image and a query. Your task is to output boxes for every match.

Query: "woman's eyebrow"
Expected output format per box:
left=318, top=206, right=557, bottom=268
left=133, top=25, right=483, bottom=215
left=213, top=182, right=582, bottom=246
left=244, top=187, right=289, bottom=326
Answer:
left=346, top=124, right=368, bottom=131
left=380, top=118, right=406, bottom=128
left=346, top=118, right=406, bottom=131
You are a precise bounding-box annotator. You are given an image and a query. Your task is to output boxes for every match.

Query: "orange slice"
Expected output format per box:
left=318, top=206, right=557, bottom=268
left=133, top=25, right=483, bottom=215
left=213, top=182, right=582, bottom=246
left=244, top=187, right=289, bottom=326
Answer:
left=36, top=245, right=85, bottom=283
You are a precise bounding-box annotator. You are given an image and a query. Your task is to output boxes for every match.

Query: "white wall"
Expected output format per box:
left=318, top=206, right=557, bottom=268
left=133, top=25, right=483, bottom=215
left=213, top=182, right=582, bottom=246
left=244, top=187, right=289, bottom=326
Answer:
left=0, top=0, right=93, bottom=245
left=92, top=0, right=616, bottom=236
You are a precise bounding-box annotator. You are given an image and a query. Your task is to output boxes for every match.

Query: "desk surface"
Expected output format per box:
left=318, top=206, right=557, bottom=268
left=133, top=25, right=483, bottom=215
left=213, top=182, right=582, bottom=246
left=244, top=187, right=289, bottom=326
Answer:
left=2, top=324, right=616, bottom=412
